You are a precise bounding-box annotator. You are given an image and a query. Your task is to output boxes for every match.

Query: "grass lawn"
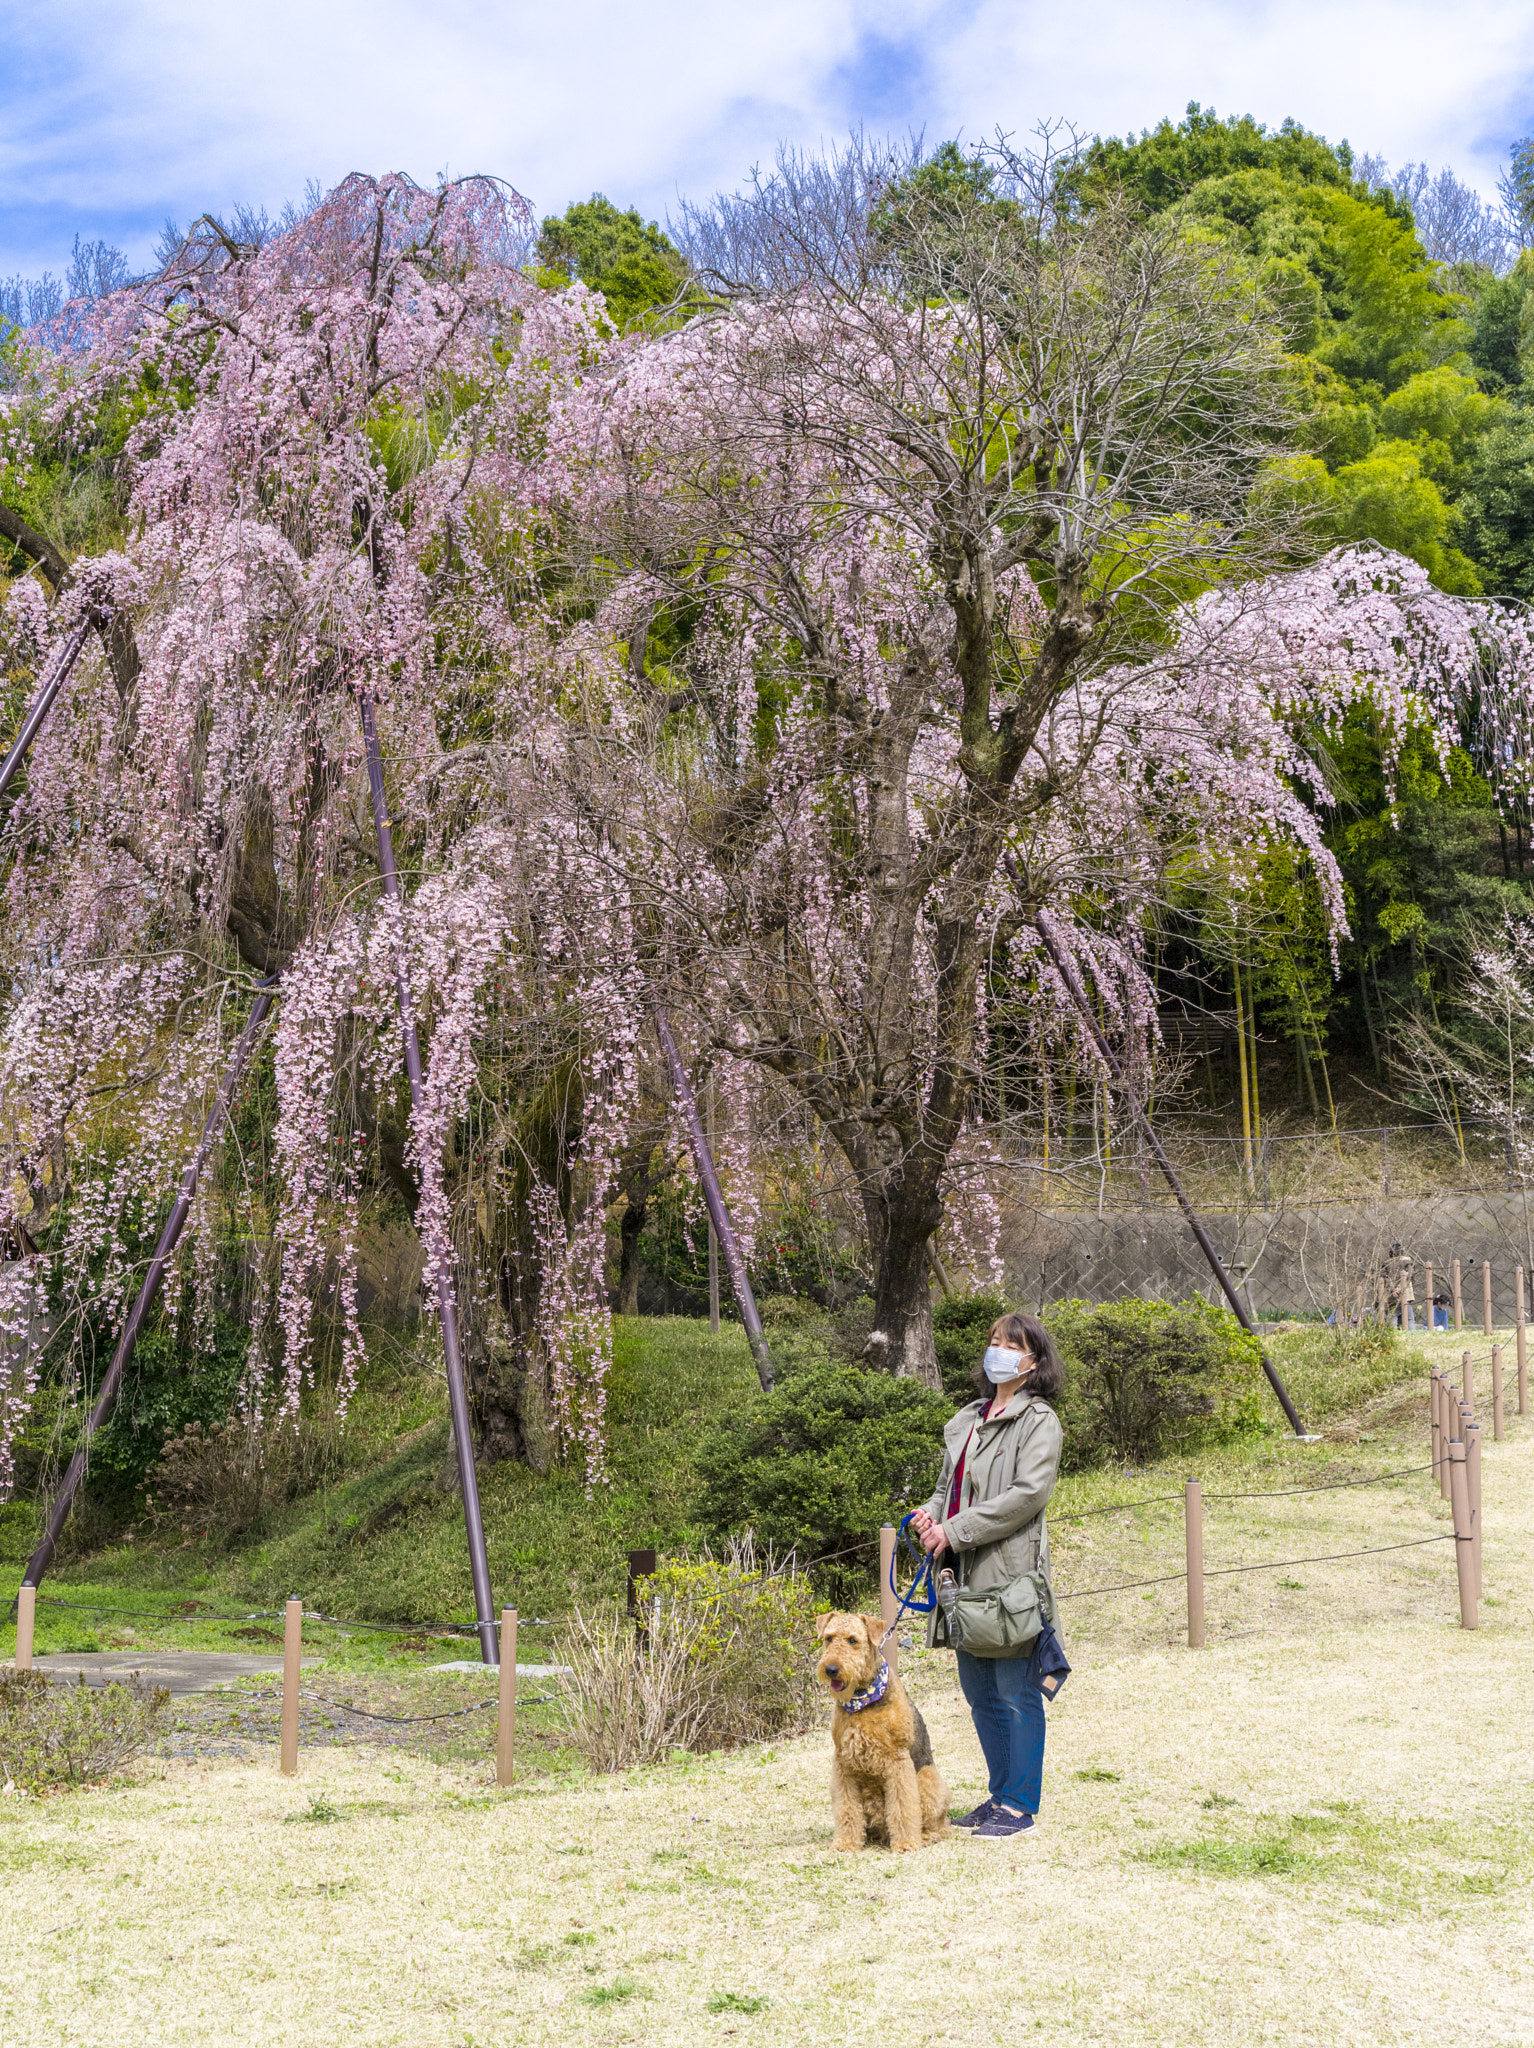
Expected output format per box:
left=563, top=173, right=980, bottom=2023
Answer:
left=2, top=1323, right=1530, bottom=2045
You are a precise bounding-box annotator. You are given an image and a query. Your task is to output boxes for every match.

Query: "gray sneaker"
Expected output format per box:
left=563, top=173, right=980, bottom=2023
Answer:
left=971, top=1807, right=1036, bottom=1840
left=952, top=1799, right=998, bottom=1829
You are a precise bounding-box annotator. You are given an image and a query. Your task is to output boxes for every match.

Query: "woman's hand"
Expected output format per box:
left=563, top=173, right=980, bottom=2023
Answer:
left=918, top=1520, right=949, bottom=1558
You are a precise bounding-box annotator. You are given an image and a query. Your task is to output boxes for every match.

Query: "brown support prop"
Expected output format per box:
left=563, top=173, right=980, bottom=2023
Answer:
left=1453, top=1259, right=1463, bottom=1331
left=1463, top=1348, right=1474, bottom=1411
left=1029, top=905, right=1305, bottom=1435
left=1430, top=1370, right=1441, bottom=1488
left=21, top=982, right=278, bottom=1592
left=706, top=1077, right=720, bottom=1336
left=14, top=1585, right=35, bottom=1670
left=1185, top=1480, right=1206, bottom=1648
left=879, top=1523, right=900, bottom=1675
left=1518, top=1267, right=1528, bottom=1416
left=495, top=1609, right=518, bottom=1787
left=1467, top=1416, right=1483, bottom=1598
left=1425, top=1263, right=1434, bottom=1327
left=280, top=1597, right=301, bottom=1776
left=1449, top=1442, right=1477, bottom=1630
left=359, top=690, right=497, bottom=1666
left=1484, top=1261, right=1494, bottom=1338
left=0, top=617, right=92, bottom=802
left=1492, top=1345, right=1504, bottom=1442
left=651, top=1007, right=773, bottom=1391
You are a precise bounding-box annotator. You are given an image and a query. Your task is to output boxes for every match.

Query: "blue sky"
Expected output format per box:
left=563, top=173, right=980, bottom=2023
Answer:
left=3, top=0, right=1531, bottom=278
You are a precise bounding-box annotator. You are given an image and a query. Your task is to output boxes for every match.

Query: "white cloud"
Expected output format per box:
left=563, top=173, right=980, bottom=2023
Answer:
left=1, top=0, right=1529, bottom=273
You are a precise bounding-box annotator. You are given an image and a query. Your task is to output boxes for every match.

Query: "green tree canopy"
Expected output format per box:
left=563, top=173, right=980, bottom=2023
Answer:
left=535, top=194, right=686, bottom=327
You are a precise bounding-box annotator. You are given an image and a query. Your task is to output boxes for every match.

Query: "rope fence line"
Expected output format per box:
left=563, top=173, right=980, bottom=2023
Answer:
left=236, top=1687, right=560, bottom=1724
left=1, top=1593, right=554, bottom=1636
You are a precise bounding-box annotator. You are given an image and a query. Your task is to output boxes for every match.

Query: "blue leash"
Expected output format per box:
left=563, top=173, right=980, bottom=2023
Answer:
left=880, top=1512, right=939, bottom=1643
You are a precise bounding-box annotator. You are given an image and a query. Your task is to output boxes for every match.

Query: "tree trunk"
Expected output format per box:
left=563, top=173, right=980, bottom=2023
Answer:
left=859, top=1163, right=944, bottom=1386
left=617, top=1196, right=646, bottom=1315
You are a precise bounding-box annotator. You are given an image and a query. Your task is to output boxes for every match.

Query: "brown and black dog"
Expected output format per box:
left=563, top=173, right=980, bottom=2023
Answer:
left=814, top=1612, right=949, bottom=1852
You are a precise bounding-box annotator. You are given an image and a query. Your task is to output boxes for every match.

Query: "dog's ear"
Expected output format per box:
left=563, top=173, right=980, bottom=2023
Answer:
left=862, top=1615, right=885, bottom=1646
left=814, top=1613, right=832, bottom=1636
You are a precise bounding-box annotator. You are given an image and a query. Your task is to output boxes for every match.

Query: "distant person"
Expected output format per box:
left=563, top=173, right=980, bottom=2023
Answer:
left=1385, top=1242, right=1415, bottom=1331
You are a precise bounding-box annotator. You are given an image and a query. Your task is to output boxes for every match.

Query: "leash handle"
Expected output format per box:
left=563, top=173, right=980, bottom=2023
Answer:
left=878, top=1512, right=938, bottom=1648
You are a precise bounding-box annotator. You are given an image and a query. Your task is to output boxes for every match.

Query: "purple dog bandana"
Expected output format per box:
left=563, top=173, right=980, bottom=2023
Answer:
left=843, top=1658, right=891, bottom=1713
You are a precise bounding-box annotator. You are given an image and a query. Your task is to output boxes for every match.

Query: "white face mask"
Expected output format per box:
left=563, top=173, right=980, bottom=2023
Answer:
left=982, top=1345, right=1029, bottom=1385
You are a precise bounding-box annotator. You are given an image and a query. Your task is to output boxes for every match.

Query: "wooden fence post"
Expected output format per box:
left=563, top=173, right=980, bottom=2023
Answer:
left=1453, top=1258, right=1463, bottom=1331
left=879, top=1524, right=899, bottom=1674
left=280, top=1596, right=301, bottom=1777
left=626, top=1548, right=657, bottom=1651
left=1484, top=1261, right=1494, bottom=1337
left=1449, top=1442, right=1477, bottom=1630
left=1185, top=1480, right=1205, bottom=1649
left=1438, top=1372, right=1452, bottom=1500
left=14, top=1584, right=34, bottom=1671
left=1467, top=1416, right=1483, bottom=1599
left=1492, top=1345, right=1504, bottom=1442
left=496, top=1608, right=518, bottom=1788
left=1518, top=1266, right=1528, bottom=1417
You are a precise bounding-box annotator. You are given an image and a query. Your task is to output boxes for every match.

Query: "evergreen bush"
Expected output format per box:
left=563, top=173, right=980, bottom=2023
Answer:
left=1050, top=1297, right=1264, bottom=1466
left=932, top=1291, right=1011, bottom=1402
left=690, top=1364, right=951, bottom=1600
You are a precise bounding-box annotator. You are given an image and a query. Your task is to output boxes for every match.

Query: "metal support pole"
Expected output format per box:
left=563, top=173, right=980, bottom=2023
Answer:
left=280, top=1597, right=301, bottom=1776
left=359, top=690, right=497, bottom=1665
left=495, top=1609, right=518, bottom=1787
left=1185, top=1480, right=1205, bottom=1648
left=1484, top=1261, right=1494, bottom=1338
left=879, top=1523, right=899, bottom=1674
left=706, top=1077, right=720, bottom=1336
left=652, top=1006, right=773, bottom=1390
left=0, top=617, right=92, bottom=801
left=14, top=1584, right=35, bottom=1670
left=1449, top=1442, right=1477, bottom=1630
left=1492, top=1345, right=1504, bottom=1441
left=1453, top=1259, right=1463, bottom=1331
left=1029, top=906, right=1305, bottom=1435
left=22, top=981, right=278, bottom=1592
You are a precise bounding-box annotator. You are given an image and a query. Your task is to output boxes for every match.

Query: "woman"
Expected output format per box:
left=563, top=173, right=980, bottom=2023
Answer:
left=911, top=1310, right=1064, bottom=1842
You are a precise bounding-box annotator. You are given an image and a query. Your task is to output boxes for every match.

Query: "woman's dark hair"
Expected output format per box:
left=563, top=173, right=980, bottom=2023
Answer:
left=970, top=1312, right=1065, bottom=1405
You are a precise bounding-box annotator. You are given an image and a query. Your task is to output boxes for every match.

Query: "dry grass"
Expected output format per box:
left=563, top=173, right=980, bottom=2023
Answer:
left=2, top=1336, right=1532, bottom=2045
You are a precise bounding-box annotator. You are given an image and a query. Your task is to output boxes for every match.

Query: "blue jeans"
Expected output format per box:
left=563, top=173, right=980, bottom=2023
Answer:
left=956, top=1645, right=1047, bottom=1814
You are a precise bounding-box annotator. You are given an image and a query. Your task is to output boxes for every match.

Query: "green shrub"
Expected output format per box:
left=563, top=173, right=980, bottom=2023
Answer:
left=933, top=1291, right=1011, bottom=1402
left=638, top=1553, right=819, bottom=1748
left=690, top=1363, right=951, bottom=1600
left=1049, top=1297, right=1264, bottom=1466
left=0, top=1669, right=169, bottom=1791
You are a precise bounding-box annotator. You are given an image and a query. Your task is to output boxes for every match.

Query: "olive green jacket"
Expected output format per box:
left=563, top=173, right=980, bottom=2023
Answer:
left=918, top=1391, right=1063, bottom=1650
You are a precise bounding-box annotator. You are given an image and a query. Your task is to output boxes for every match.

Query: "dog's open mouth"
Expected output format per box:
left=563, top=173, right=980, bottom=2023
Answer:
left=826, top=1677, right=846, bottom=1692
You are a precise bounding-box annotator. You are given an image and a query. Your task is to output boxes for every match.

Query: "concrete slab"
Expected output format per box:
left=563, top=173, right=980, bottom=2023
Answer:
left=24, top=1652, right=314, bottom=1695
left=428, top=1660, right=569, bottom=1676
